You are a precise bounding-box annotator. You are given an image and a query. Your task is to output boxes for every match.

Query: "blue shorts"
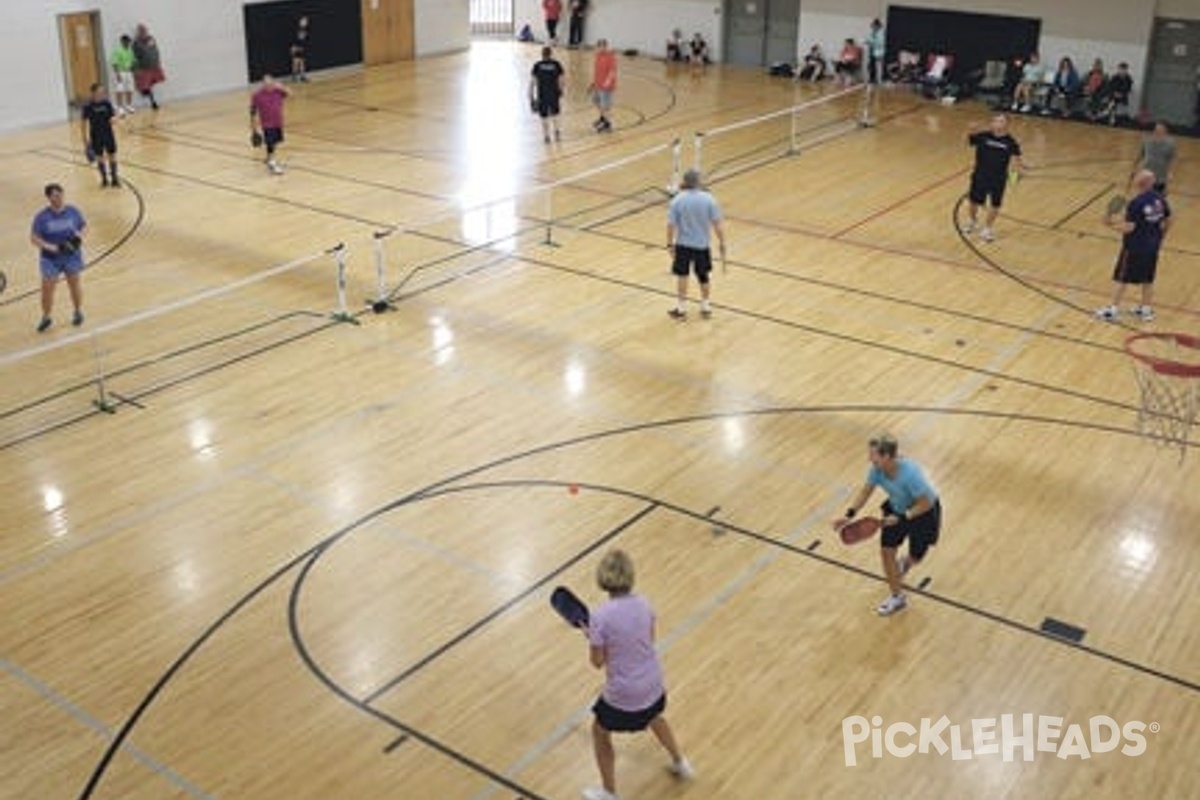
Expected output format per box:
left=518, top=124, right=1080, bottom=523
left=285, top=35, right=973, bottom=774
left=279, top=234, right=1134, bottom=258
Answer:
left=593, top=89, right=613, bottom=109
left=40, top=257, right=84, bottom=281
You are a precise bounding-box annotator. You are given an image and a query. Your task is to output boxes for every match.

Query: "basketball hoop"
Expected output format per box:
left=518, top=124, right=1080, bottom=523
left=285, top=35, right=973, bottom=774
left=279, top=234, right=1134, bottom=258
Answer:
left=1125, top=332, right=1200, bottom=459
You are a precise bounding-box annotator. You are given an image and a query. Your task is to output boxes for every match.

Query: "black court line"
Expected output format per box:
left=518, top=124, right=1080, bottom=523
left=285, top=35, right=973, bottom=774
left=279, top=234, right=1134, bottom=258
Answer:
left=410, top=479, right=1200, bottom=696
left=807, top=539, right=821, bottom=552
left=0, top=171, right=146, bottom=308
left=128, top=127, right=453, bottom=203
left=704, top=505, right=721, bottom=518
left=357, top=502, right=659, bottom=704
left=382, top=734, right=409, bottom=753
left=951, top=194, right=1157, bottom=334
left=107, top=392, right=146, bottom=410
left=1050, top=181, right=1116, bottom=230
left=514, top=250, right=1143, bottom=416
left=76, top=404, right=1192, bottom=799
left=36, top=147, right=392, bottom=230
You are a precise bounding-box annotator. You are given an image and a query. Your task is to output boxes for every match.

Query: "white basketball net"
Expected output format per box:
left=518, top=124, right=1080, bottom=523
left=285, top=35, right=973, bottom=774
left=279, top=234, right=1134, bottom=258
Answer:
left=1127, top=334, right=1200, bottom=460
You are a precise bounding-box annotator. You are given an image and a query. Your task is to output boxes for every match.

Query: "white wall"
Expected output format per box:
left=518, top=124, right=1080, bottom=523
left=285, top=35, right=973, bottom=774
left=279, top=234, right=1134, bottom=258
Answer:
left=415, top=0, right=470, bottom=57
left=514, top=0, right=724, bottom=61
left=0, top=0, right=468, bottom=133
left=1157, top=0, right=1200, bottom=21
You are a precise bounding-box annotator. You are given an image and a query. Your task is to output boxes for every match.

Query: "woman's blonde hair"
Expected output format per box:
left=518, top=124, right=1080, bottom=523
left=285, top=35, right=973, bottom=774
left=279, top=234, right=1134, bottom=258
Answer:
left=596, top=549, right=635, bottom=594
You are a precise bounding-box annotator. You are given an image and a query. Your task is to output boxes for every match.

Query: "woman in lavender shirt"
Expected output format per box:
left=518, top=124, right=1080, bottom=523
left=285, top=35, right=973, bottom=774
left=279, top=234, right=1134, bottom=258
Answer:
left=583, top=549, right=694, bottom=800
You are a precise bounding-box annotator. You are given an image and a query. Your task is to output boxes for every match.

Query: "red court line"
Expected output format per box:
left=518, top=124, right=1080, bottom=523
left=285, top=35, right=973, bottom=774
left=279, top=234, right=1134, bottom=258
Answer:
left=831, top=166, right=972, bottom=239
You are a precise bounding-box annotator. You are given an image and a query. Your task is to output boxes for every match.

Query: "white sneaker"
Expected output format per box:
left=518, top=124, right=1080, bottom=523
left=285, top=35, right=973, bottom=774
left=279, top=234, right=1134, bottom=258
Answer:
left=877, top=593, right=908, bottom=616
left=582, top=788, right=620, bottom=800
left=962, top=219, right=976, bottom=234
left=1131, top=305, right=1155, bottom=321
left=669, top=757, right=696, bottom=780
left=978, top=227, right=994, bottom=242
left=1093, top=305, right=1118, bottom=321
left=268, top=160, right=284, bottom=175
left=1020, top=104, right=1031, bottom=113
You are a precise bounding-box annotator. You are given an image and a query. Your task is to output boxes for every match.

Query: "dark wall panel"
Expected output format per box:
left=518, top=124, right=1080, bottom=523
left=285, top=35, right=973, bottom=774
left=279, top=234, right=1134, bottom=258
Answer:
left=243, top=0, right=363, bottom=82
left=886, top=5, right=1041, bottom=82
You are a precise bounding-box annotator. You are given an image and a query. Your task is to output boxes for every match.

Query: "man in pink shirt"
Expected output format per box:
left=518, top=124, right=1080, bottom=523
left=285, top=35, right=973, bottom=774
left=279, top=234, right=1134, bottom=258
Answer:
left=583, top=549, right=694, bottom=800
left=543, top=0, right=563, bottom=44
left=250, top=74, right=291, bottom=175
left=590, top=39, right=617, bottom=132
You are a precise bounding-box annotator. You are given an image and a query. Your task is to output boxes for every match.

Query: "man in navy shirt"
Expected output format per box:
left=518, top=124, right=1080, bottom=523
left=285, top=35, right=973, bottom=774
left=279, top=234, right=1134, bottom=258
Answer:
left=29, top=184, right=87, bottom=332
left=529, top=46, right=565, bottom=143
left=1095, top=169, right=1171, bottom=322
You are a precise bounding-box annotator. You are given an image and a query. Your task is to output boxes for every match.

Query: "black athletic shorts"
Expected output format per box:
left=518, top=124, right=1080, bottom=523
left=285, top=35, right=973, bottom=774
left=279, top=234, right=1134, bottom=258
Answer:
left=969, top=172, right=1006, bottom=207
left=1113, top=248, right=1158, bottom=285
left=671, top=245, right=712, bottom=282
left=91, top=131, right=117, bottom=156
left=537, top=96, right=561, bottom=118
left=592, top=693, right=667, bottom=732
left=264, top=128, right=284, bottom=149
left=880, top=499, right=941, bottom=561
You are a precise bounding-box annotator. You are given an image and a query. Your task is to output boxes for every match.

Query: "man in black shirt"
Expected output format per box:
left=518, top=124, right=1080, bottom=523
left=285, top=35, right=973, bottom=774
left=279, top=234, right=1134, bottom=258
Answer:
left=1102, top=62, right=1133, bottom=125
left=81, top=83, right=120, bottom=188
left=963, top=114, right=1023, bottom=242
left=530, top=46, right=565, bottom=143
left=568, top=0, right=588, bottom=47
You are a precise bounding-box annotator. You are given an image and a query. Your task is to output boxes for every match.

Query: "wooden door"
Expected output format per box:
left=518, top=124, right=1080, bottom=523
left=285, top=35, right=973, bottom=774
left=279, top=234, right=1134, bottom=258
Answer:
left=58, top=12, right=101, bottom=106
left=362, top=0, right=414, bottom=65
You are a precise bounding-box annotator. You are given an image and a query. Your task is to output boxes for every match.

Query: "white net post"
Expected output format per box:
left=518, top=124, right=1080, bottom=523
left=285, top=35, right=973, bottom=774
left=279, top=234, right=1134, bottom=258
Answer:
left=692, top=132, right=705, bottom=175
left=668, top=137, right=682, bottom=195
left=329, top=243, right=359, bottom=325
left=859, top=83, right=876, bottom=128
left=542, top=184, right=559, bottom=248
left=370, top=230, right=396, bottom=313
left=90, top=331, right=116, bottom=414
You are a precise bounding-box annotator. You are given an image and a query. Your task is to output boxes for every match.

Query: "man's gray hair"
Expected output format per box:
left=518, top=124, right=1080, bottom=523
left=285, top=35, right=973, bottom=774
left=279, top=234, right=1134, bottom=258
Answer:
left=681, top=168, right=702, bottom=189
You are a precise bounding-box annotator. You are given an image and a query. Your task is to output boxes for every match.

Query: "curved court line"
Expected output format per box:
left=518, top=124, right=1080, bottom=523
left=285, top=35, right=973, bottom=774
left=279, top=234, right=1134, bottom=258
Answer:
left=0, top=169, right=145, bottom=309
left=951, top=192, right=1149, bottom=332
left=75, top=403, right=1188, bottom=798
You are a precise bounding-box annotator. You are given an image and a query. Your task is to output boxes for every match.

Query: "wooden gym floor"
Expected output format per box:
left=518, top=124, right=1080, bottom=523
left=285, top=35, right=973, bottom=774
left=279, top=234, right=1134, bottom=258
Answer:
left=2, top=41, right=1199, bottom=799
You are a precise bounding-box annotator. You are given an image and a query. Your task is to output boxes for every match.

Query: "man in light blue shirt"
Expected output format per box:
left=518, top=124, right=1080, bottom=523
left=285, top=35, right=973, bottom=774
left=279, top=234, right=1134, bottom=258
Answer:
left=866, top=19, right=885, bottom=84
left=833, top=433, right=942, bottom=616
left=666, top=169, right=725, bottom=320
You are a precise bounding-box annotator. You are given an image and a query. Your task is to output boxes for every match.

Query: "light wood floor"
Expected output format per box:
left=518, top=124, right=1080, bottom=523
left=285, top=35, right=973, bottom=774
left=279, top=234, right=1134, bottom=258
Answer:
left=3, top=41, right=1200, bottom=800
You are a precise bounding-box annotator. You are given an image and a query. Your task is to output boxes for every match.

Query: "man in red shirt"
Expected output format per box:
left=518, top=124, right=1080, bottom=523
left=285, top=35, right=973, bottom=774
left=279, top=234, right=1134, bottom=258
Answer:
left=250, top=74, right=291, bottom=175
left=542, top=0, right=563, bottom=44
left=591, top=39, right=617, bottom=132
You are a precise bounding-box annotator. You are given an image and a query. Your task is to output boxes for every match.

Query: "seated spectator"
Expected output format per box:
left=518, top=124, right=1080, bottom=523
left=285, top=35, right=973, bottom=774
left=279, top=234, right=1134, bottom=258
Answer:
left=1100, top=62, right=1134, bottom=125
left=887, top=50, right=922, bottom=84
left=1048, top=56, right=1081, bottom=115
left=1082, top=58, right=1107, bottom=117
left=922, top=53, right=953, bottom=98
left=1011, top=52, right=1043, bottom=112
left=518, top=23, right=536, bottom=43
left=834, top=38, right=862, bottom=85
left=797, top=44, right=827, bottom=81
left=667, top=29, right=684, bottom=62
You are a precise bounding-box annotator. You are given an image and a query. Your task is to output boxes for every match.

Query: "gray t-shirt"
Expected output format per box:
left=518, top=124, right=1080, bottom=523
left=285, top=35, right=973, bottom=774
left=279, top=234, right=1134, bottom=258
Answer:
left=668, top=189, right=721, bottom=249
left=1141, top=137, right=1176, bottom=183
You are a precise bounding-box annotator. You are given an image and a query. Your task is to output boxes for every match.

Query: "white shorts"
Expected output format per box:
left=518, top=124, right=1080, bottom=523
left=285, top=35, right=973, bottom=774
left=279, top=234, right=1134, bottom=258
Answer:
left=114, top=70, right=134, bottom=93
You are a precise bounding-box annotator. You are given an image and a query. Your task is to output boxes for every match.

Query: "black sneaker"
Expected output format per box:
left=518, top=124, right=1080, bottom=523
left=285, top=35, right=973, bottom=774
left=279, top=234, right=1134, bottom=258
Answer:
left=110, top=176, right=121, bottom=188
left=72, top=310, right=84, bottom=326
left=668, top=308, right=686, bottom=320
left=36, top=317, right=52, bottom=333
